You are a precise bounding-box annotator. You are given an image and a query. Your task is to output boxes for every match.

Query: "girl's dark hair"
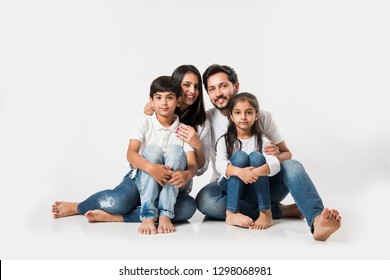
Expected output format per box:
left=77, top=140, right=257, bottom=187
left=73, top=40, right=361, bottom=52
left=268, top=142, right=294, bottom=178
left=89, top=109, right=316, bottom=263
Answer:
left=172, top=65, right=206, bottom=130
left=220, top=92, right=263, bottom=158
left=149, top=76, right=181, bottom=98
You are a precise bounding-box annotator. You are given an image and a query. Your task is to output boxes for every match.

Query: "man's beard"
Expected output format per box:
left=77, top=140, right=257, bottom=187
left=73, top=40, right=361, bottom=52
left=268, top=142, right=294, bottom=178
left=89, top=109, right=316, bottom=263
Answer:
left=212, top=97, right=229, bottom=110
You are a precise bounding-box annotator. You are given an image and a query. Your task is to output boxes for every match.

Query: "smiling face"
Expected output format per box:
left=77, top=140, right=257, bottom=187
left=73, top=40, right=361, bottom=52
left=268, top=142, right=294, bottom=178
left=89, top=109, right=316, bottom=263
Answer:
left=206, top=72, right=239, bottom=113
left=180, top=71, right=200, bottom=109
left=230, top=99, right=259, bottom=135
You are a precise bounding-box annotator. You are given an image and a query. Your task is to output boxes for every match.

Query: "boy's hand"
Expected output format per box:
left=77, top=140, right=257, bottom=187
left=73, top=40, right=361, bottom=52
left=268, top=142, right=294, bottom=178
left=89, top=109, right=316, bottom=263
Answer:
left=149, top=164, right=173, bottom=186
left=237, top=167, right=258, bottom=184
left=168, top=171, right=191, bottom=188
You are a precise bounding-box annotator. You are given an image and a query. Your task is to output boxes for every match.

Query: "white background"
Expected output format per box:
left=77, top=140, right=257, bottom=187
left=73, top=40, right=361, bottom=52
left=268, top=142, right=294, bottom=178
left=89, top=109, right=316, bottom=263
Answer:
left=1, top=0, right=390, bottom=262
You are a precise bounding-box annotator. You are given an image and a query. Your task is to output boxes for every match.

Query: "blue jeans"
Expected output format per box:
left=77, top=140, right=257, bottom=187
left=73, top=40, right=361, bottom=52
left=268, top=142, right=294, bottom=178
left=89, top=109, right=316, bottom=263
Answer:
left=220, top=151, right=271, bottom=212
left=196, top=159, right=324, bottom=231
left=136, top=144, right=187, bottom=221
left=78, top=145, right=196, bottom=222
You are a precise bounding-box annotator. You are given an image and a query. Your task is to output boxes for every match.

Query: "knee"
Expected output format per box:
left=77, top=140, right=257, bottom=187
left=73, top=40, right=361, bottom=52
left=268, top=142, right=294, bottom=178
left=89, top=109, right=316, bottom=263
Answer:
left=165, top=144, right=186, bottom=169
left=281, top=159, right=305, bottom=177
left=196, top=185, right=214, bottom=213
left=196, top=184, right=225, bottom=218
left=249, top=151, right=266, bottom=166
left=143, top=145, right=163, bottom=163
left=230, top=151, right=249, bottom=167
left=174, top=194, right=196, bottom=221
left=183, top=195, right=197, bottom=217
left=166, top=144, right=184, bottom=155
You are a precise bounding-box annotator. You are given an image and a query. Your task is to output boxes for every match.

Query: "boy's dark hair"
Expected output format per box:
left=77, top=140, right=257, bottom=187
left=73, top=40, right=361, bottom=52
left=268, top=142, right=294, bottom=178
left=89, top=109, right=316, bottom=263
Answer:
left=150, top=76, right=182, bottom=99
left=172, top=65, right=206, bottom=129
left=202, top=64, right=238, bottom=91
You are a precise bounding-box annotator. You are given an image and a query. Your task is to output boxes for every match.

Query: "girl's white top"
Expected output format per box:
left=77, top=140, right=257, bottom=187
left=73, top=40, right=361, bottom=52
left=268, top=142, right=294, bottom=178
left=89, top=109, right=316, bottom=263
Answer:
left=216, top=135, right=280, bottom=181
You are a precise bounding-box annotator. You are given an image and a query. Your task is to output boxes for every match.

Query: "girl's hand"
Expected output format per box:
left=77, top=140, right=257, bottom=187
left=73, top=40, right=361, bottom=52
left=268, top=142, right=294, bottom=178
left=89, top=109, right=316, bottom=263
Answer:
left=177, top=125, right=201, bottom=149
left=149, top=164, right=173, bottom=186
left=168, top=171, right=191, bottom=188
left=263, top=141, right=280, bottom=157
left=143, top=101, right=155, bottom=116
left=237, top=167, right=258, bottom=184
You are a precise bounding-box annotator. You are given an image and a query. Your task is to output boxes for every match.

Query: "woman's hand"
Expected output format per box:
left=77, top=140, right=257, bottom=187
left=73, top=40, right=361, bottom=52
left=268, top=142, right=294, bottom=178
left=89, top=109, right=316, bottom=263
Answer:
left=143, top=101, right=155, bottom=116
left=177, top=125, right=201, bottom=149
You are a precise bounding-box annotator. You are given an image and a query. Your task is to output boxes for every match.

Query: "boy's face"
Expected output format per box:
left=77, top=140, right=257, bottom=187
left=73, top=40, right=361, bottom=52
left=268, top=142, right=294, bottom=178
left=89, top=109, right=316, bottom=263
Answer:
left=206, top=72, right=239, bottom=111
left=150, top=91, right=182, bottom=118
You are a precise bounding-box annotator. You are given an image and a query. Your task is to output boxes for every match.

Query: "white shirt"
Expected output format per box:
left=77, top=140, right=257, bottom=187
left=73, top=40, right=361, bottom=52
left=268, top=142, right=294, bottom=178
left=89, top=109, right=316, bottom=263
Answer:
left=195, top=120, right=211, bottom=176
left=129, top=114, right=194, bottom=177
left=216, top=135, right=280, bottom=181
left=207, top=107, right=283, bottom=182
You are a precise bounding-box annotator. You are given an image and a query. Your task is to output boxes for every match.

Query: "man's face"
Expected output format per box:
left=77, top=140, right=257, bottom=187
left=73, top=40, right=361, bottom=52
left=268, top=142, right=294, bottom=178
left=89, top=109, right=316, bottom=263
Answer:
left=206, top=72, right=239, bottom=111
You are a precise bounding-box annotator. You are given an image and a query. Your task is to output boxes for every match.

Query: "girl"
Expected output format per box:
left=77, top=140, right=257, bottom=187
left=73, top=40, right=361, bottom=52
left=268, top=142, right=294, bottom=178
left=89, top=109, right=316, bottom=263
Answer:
left=52, top=65, right=210, bottom=227
left=216, top=92, right=280, bottom=230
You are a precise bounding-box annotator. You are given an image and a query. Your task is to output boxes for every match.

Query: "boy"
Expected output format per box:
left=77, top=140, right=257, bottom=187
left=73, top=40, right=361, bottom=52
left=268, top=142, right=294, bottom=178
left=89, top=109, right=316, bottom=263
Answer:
left=129, top=76, right=198, bottom=234
left=52, top=75, right=197, bottom=234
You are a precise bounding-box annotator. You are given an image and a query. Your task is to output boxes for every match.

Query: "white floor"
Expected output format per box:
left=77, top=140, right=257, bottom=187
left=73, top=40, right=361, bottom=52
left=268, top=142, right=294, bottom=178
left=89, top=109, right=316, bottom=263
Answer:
left=2, top=170, right=389, bottom=260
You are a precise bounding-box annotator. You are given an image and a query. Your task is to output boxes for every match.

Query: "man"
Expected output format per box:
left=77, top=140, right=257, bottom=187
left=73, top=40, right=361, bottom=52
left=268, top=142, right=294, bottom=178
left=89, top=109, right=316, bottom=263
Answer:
left=196, top=64, right=341, bottom=241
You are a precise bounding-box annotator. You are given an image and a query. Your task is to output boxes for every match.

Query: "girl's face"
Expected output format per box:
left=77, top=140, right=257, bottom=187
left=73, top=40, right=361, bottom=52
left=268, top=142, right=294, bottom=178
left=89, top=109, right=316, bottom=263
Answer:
left=180, top=72, right=200, bottom=108
left=230, top=100, right=259, bottom=132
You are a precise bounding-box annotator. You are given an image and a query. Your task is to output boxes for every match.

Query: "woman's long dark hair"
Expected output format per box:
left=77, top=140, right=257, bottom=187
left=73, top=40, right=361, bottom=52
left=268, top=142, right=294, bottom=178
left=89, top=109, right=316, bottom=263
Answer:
left=172, top=65, right=206, bottom=131
left=221, top=92, right=263, bottom=158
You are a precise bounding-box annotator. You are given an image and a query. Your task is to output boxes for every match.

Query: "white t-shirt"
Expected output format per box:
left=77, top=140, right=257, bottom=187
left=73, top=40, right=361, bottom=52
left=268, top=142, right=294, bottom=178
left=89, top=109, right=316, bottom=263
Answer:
left=129, top=114, right=194, bottom=178
left=195, top=120, right=211, bottom=176
left=215, top=135, right=280, bottom=181
left=206, top=107, right=283, bottom=182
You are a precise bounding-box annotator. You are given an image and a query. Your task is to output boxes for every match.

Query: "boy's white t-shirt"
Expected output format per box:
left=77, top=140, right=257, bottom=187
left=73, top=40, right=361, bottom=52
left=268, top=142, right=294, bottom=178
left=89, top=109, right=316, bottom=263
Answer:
left=206, top=107, right=283, bottom=182
left=129, top=114, right=194, bottom=178
left=215, top=135, right=281, bottom=181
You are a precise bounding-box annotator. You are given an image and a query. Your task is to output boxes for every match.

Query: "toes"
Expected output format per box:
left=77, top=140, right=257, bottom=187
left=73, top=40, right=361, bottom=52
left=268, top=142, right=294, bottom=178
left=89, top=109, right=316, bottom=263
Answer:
left=321, top=208, right=330, bottom=218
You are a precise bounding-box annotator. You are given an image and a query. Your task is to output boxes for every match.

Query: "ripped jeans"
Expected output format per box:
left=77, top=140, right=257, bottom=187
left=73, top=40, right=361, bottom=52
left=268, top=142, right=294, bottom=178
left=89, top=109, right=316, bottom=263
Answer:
left=77, top=145, right=196, bottom=222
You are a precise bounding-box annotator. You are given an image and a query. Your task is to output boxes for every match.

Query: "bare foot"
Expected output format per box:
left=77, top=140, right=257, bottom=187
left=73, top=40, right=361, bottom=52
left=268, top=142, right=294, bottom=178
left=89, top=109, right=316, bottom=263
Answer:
left=158, top=216, right=176, bottom=234
left=279, top=203, right=304, bottom=219
left=250, top=210, right=273, bottom=230
left=85, top=210, right=124, bottom=223
left=138, top=218, right=157, bottom=235
left=225, top=210, right=254, bottom=228
left=52, top=201, right=79, bottom=218
left=313, top=208, right=341, bottom=241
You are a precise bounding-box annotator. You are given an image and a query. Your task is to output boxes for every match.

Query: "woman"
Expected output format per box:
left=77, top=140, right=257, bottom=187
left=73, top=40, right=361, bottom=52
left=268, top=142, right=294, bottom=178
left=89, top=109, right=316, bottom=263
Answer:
left=52, top=65, right=210, bottom=226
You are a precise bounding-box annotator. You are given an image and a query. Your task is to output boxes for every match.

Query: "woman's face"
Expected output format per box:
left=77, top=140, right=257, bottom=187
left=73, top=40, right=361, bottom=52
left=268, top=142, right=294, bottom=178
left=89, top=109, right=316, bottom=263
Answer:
left=180, top=71, right=200, bottom=108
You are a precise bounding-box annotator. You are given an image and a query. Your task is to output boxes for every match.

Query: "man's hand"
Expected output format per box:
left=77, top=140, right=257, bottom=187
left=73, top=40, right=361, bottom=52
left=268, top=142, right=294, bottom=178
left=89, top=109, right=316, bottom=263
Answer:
left=264, top=141, right=280, bottom=157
